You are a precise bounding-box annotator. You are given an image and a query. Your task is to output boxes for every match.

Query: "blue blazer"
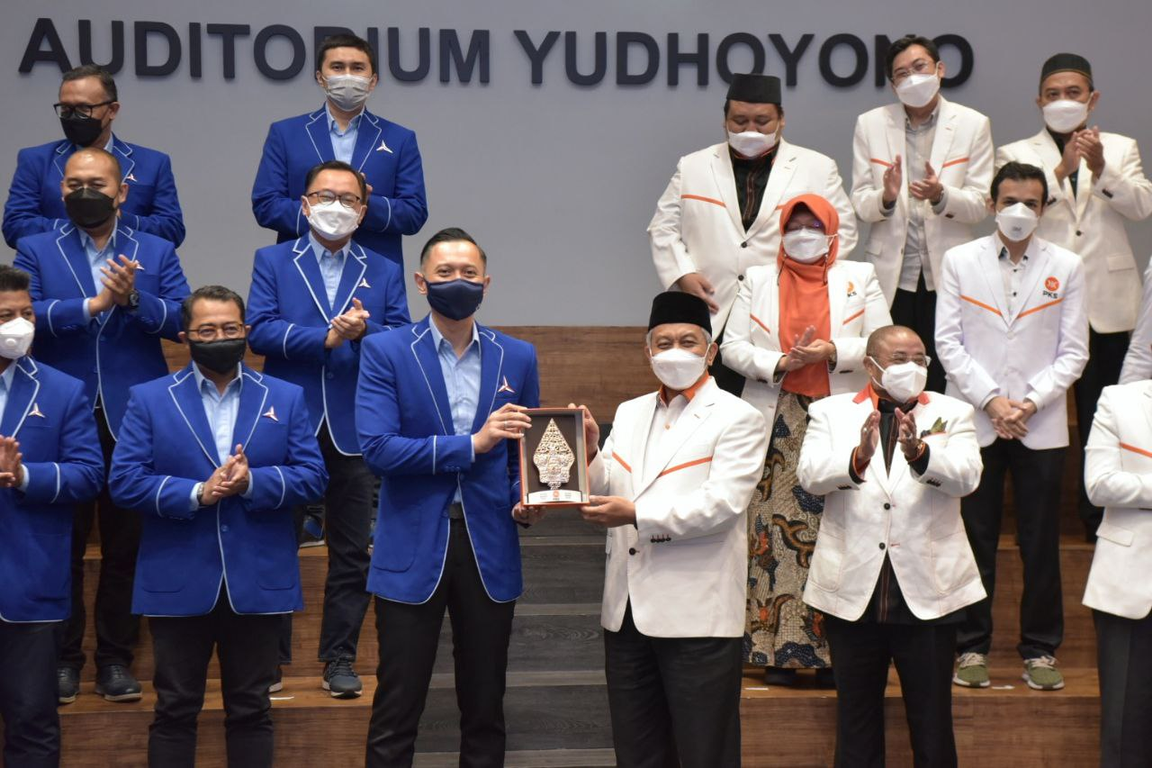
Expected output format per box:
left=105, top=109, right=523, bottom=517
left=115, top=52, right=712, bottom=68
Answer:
left=13, top=222, right=190, bottom=439
left=3, top=136, right=186, bottom=247
left=356, top=316, right=540, bottom=604
left=109, top=364, right=328, bottom=617
left=247, top=236, right=410, bottom=456
left=251, top=106, right=428, bottom=272
left=0, top=357, right=104, bottom=623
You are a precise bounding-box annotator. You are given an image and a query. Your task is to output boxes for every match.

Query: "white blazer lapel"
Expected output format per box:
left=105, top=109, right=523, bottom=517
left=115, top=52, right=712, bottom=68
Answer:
left=884, top=106, right=908, bottom=214
left=745, top=142, right=798, bottom=238
left=635, top=392, right=715, bottom=499
left=1031, top=131, right=1067, bottom=205
left=628, top=394, right=658, bottom=492
left=975, top=239, right=1010, bottom=328
left=928, top=100, right=958, bottom=174
left=1007, top=241, right=1054, bottom=326
left=709, top=147, right=749, bottom=236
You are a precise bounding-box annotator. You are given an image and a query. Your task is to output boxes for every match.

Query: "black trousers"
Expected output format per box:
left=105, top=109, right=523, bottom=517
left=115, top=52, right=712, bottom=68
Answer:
left=891, top=276, right=946, bottom=396
left=1095, top=609, right=1152, bottom=768
left=825, top=616, right=957, bottom=768
left=279, top=423, right=375, bottom=664
left=365, top=519, right=516, bottom=768
left=957, top=440, right=1065, bottom=659
left=148, top=591, right=281, bottom=768
left=1074, top=329, right=1128, bottom=535
left=604, top=604, right=743, bottom=768
left=0, top=621, right=60, bottom=768
left=59, top=406, right=141, bottom=671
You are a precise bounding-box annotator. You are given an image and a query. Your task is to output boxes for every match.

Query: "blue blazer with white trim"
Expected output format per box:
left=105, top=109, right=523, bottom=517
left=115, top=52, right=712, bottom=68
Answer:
left=13, top=221, right=190, bottom=439
left=356, top=316, right=540, bottom=604
left=0, top=357, right=104, bottom=623
left=247, top=236, right=410, bottom=455
left=109, top=363, right=328, bottom=617
left=251, top=106, right=428, bottom=274
left=2, top=136, right=186, bottom=247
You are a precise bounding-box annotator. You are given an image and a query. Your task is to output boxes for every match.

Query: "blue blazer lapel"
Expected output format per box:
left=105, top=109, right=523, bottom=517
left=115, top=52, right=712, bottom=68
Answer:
left=291, top=238, right=334, bottom=321
left=1, top=358, right=41, bottom=437
left=167, top=365, right=221, bottom=468
left=471, top=326, right=504, bottom=433
left=332, top=245, right=369, bottom=317
left=305, top=108, right=336, bottom=164
left=410, top=320, right=453, bottom=436
left=51, top=141, right=74, bottom=180
left=55, top=227, right=98, bottom=298
left=111, top=136, right=136, bottom=182
left=350, top=112, right=383, bottom=174
left=231, top=366, right=269, bottom=455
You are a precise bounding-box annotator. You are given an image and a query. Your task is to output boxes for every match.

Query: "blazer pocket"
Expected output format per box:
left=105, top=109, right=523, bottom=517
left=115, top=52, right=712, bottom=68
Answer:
left=1106, top=253, right=1136, bottom=273
left=929, top=529, right=978, bottom=594
left=25, top=532, right=70, bottom=599
left=373, top=512, right=420, bottom=572
left=1095, top=520, right=1134, bottom=547
left=807, top=526, right=845, bottom=591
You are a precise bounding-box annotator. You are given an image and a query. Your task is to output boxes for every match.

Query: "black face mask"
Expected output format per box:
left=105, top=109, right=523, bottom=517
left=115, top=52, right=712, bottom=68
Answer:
left=188, top=338, right=247, bottom=375
left=60, top=115, right=104, bottom=147
left=64, top=187, right=117, bottom=229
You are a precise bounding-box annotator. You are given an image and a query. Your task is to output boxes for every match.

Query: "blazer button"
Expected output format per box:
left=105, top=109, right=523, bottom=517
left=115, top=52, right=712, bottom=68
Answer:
left=741, top=241, right=748, bottom=248
left=1075, top=230, right=1083, bottom=237
left=221, top=525, right=229, bottom=532
left=737, top=274, right=745, bottom=281
left=628, top=547, right=637, bottom=556
left=326, top=372, right=335, bottom=379
left=883, top=502, right=891, bottom=510
left=879, top=542, right=886, bottom=550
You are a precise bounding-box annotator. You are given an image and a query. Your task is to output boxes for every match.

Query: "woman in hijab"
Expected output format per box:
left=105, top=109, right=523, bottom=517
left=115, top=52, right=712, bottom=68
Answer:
left=722, top=193, right=891, bottom=686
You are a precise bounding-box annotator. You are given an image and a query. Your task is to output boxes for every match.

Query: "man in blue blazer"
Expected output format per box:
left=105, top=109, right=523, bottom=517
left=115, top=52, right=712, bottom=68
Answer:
left=251, top=34, right=428, bottom=281
left=3, top=65, right=185, bottom=247
left=357, top=227, right=542, bottom=767
left=0, top=264, right=104, bottom=768
left=248, top=159, right=409, bottom=697
left=13, top=146, right=191, bottom=704
left=110, top=285, right=327, bottom=768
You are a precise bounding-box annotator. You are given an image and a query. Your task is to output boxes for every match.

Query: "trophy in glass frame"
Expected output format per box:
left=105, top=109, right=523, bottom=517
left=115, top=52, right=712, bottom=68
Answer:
left=519, top=408, right=590, bottom=507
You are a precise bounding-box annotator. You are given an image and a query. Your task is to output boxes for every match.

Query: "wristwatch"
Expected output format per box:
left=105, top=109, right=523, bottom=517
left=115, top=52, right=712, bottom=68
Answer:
left=193, top=482, right=205, bottom=507
left=126, top=290, right=141, bottom=312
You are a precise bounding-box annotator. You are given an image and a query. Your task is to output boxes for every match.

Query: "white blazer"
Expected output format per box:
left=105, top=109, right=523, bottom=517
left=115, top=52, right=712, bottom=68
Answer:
left=648, top=138, right=857, bottom=335
left=798, top=389, right=986, bottom=621
left=588, top=378, right=768, bottom=638
left=850, top=97, right=995, bottom=304
left=1082, top=381, right=1152, bottom=619
left=1120, top=260, right=1152, bottom=384
left=996, top=130, right=1152, bottom=334
left=935, top=235, right=1089, bottom=449
left=721, top=259, right=891, bottom=427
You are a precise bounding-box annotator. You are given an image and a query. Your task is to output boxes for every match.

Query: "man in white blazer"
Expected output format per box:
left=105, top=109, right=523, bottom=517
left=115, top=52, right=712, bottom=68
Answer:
left=799, top=325, right=984, bottom=766
left=576, top=292, right=767, bottom=768
left=1082, top=381, right=1152, bottom=767
left=649, top=73, right=856, bottom=394
left=936, top=162, right=1089, bottom=692
left=997, top=53, right=1152, bottom=540
left=850, top=34, right=994, bottom=395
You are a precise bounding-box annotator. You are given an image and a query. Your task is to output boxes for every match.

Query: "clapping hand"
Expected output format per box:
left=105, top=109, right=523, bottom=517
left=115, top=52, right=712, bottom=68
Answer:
left=909, top=161, right=944, bottom=205
left=894, top=408, right=922, bottom=460
left=882, top=155, right=903, bottom=206
left=331, top=298, right=371, bottom=341
left=0, top=436, right=24, bottom=489
left=200, top=444, right=250, bottom=504
left=99, top=255, right=138, bottom=306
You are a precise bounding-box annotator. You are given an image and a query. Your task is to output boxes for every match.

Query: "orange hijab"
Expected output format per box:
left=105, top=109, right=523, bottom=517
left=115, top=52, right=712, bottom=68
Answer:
left=776, top=194, right=839, bottom=398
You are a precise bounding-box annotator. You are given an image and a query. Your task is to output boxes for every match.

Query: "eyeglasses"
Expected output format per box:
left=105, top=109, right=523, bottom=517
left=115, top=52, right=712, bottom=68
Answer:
left=54, top=101, right=114, bottom=120
left=188, top=324, right=244, bottom=341
left=892, top=59, right=936, bottom=83
left=306, top=190, right=362, bottom=209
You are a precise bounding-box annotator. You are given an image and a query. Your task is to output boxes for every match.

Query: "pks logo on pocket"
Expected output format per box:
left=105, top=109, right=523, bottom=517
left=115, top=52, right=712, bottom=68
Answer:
left=1042, top=276, right=1060, bottom=299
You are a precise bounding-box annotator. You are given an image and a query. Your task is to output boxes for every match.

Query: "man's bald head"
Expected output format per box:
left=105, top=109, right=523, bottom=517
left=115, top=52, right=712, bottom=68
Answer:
left=866, top=325, right=925, bottom=361
left=64, top=147, right=121, bottom=182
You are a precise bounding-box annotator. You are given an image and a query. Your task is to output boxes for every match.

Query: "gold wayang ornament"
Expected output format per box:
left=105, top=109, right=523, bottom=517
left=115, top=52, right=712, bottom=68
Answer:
left=533, top=419, right=575, bottom=490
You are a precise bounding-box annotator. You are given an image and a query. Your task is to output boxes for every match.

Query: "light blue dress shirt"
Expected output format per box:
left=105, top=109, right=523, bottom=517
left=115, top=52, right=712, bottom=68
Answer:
left=79, top=229, right=117, bottom=323
left=326, top=103, right=362, bottom=165
left=189, top=364, right=253, bottom=508
left=429, top=318, right=481, bottom=502
left=307, top=231, right=350, bottom=308
left=0, top=362, right=29, bottom=491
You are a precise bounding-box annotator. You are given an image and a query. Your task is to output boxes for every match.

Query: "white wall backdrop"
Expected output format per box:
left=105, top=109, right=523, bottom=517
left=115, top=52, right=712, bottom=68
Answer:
left=2, top=1, right=1150, bottom=324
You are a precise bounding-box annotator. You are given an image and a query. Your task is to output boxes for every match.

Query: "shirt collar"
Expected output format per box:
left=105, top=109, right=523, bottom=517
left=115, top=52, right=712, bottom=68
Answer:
left=192, top=363, right=243, bottom=398
left=79, top=227, right=116, bottom=256
left=0, top=361, right=17, bottom=393
left=325, top=102, right=363, bottom=135
left=307, top=230, right=352, bottom=262
left=428, top=315, right=480, bottom=356
left=658, top=373, right=712, bottom=406
left=992, top=232, right=1038, bottom=263
left=853, top=382, right=930, bottom=409
left=904, top=102, right=941, bottom=130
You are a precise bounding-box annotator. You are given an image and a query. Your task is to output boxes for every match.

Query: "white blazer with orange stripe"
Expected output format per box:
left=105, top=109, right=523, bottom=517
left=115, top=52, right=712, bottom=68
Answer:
left=648, top=138, right=857, bottom=335
left=1082, top=381, right=1152, bottom=619
left=997, top=130, right=1152, bottom=334
left=935, top=234, right=1089, bottom=450
left=721, top=259, right=891, bottom=427
left=588, top=378, right=768, bottom=638
left=849, top=97, right=995, bottom=304
left=798, top=388, right=986, bottom=621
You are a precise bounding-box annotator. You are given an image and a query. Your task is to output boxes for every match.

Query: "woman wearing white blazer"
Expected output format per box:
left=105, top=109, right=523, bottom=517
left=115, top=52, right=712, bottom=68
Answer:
left=722, top=193, right=891, bottom=684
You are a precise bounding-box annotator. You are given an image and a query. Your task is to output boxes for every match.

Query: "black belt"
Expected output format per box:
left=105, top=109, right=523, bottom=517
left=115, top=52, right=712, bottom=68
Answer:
left=448, top=502, right=465, bottom=520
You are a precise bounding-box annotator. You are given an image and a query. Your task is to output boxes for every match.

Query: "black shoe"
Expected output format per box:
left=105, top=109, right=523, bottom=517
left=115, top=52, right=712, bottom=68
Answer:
left=763, top=667, right=798, bottom=687
left=57, top=667, right=80, bottom=705
left=94, top=664, right=142, bottom=702
left=269, top=666, right=283, bottom=694
left=322, top=659, right=362, bottom=699
left=814, top=668, right=837, bottom=689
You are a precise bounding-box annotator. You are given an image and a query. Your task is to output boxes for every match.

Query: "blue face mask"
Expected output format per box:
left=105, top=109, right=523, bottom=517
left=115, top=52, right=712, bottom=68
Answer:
left=425, top=277, right=485, bottom=321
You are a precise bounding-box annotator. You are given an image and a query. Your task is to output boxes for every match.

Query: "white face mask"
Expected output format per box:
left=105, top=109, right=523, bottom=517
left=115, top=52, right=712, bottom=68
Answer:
left=1042, top=99, right=1089, bottom=134
left=728, top=129, right=778, bottom=158
left=996, top=202, right=1039, bottom=242
left=321, top=74, right=373, bottom=112
left=869, top=357, right=928, bottom=403
left=895, top=71, right=941, bottom=109
left=0, top=317, right=34, bottom=360
left=782, top=228, right=832, bottom=263
left=306, top=200, right=362, bottom=240
left=650, top=347, right=708, bottom=391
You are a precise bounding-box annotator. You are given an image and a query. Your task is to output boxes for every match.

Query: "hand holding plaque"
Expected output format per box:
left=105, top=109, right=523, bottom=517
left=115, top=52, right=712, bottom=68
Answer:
left=519, top=408, right=590, bottom=507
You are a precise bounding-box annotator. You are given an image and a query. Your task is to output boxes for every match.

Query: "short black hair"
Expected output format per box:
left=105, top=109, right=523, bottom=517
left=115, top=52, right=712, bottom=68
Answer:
left=885, top=35, right=940, bottom=81
left=62, top=64, right=118, bottom=102
left=316, top=34, right=377, bottom=76
left=991, top=161, right=1049, bottom=206
left=68, top=147, right=122, bottom=180
left=182, top=286, right=246, bottom=331
left=305, top=160, right=368, bottom=202
left=419, top=227, right=488, bottom=265
left=0, top=265, right=32, bottom=294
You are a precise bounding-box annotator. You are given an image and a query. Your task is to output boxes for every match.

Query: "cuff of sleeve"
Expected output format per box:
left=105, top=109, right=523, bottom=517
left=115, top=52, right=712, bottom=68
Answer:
left=83, top=298, right=93, bottom=323
left=849, top=447, right=868, bottom=483
left=17, top=465, right=29, bottom=492
left=978, top=391, right=999, bottom=410
left=881, top=199, right=895, bottom=216
left=241, top=476, right=255, bottom=500
left=189, top=482, right=203, bottom=511
left=908, top=444, right=931, bottom=475
left=931, top=187, right=948, bottom=214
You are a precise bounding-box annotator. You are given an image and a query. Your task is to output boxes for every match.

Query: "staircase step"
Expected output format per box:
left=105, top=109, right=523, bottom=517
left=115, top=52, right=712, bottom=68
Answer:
left=433, top=604, right=603, bottom=675
left=414, top=749, right=617, bottom=767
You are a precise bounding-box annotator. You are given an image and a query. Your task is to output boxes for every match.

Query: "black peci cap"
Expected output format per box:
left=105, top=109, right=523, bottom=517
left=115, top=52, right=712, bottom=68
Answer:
left=648, top=292, right=712, bottom=332
left=726, top=73, right=782, bottom=105
left=1041, top=53, right=1093, bottom=88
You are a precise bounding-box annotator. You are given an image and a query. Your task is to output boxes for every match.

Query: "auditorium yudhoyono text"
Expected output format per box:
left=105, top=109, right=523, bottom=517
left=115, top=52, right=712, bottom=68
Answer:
left=18, top=18, right=975, bottom=88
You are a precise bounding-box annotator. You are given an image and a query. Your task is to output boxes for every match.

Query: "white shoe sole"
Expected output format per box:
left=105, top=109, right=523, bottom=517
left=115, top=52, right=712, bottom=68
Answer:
left=96, top=689, right=143, bottom=702
left=321, top=680, right=362, bottom=699
left=268, top=681, right=284, bottom=693
left=1022, top=673, right=1065, bottom=691
left=58, top=692, right=78, bottom=705
left=951, top=672, right=990, bottom=688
